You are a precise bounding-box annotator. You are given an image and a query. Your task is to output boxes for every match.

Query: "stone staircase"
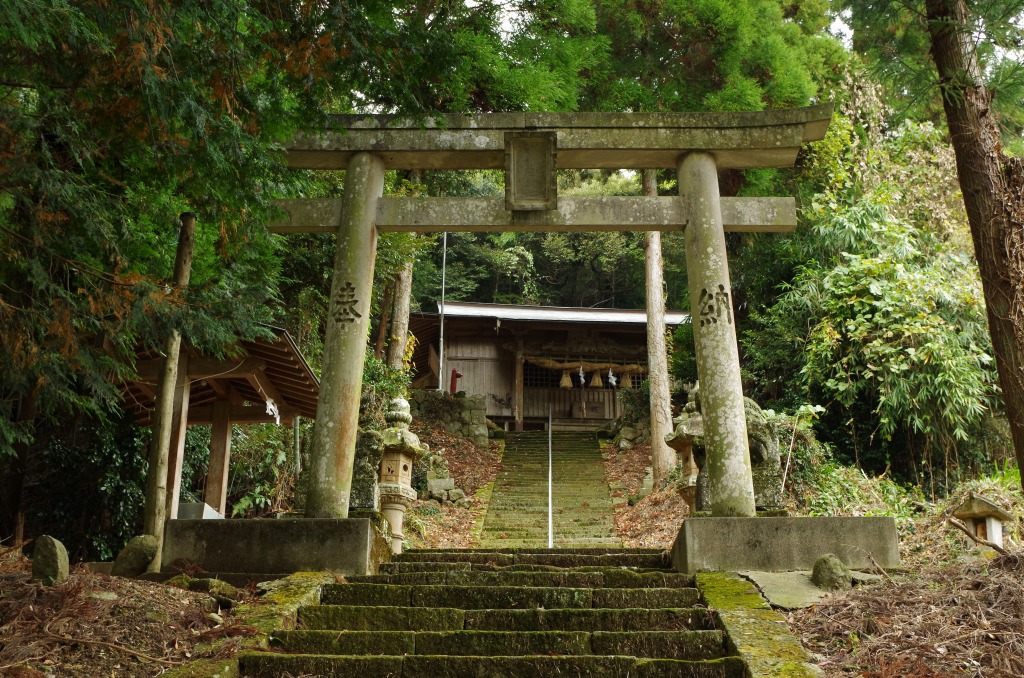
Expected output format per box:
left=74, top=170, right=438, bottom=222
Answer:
left=479, top=431, right=619, bottom=549
left=239, top=548, right=747, bottom=677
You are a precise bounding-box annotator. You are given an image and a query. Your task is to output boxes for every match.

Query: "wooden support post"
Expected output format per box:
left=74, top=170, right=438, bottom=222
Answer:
left=143, top=212, right=196, bottom=571
left=514, top=336, right=525, bottom=432
left=304, top=152, right=385, bottom=519
left=679, top=154, right=756, bottom=517
left=163, top=353, right=191, bottom=519
left=204, top=400, right=232, bottom=516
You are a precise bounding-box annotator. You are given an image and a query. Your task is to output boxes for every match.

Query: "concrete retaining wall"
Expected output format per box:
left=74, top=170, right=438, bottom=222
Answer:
left=162, top=518, right=391, bottom=575
left=672, top=516, right=899, bottom=573
left=409, top=391, right=489, bottom=447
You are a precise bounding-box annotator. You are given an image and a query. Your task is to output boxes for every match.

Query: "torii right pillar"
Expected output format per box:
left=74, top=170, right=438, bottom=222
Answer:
left=679, top=152, right=756, bottom=517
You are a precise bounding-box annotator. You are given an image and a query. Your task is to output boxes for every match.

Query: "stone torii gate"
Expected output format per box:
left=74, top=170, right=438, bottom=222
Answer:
left=272, top=105, right=832, bottom=519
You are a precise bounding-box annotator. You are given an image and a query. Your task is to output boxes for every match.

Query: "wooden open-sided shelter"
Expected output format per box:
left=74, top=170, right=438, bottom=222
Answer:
left=409, top=302, right=688, bottom=430
left=121, top=326, right=318, bottom=518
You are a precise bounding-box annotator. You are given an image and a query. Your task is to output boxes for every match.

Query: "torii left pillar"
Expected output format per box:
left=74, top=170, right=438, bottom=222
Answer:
left=305, top=152, right=385, bottom=518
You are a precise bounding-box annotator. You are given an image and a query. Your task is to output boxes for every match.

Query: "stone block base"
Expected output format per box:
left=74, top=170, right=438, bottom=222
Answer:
left=672, top=516, right=899, bottom=574
left=162, top=518, right=391, bottom=575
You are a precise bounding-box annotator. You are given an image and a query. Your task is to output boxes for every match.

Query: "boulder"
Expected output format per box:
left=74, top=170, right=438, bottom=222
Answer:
left=31, top=535, right=69, bottom=585
left=619, top=426, right=639, bottom=442
left=427, top=478, right=456, bottom=494
left=448, top=488, right=466, bottom=502
left=111, top=534, right=159, bottom=577
left=811, top=554, right=852, bottom=591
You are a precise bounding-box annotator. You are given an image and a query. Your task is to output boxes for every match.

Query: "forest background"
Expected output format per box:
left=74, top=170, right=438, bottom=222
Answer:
left=1, top=0, right=1023, bottom=560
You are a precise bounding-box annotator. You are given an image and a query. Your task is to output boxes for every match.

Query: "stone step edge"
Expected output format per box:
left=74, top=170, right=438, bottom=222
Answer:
left=404, top=548, right=661, bottom=554
left=296, top=605, right=719, bottom=633
left=237, top=652, right=748, bottom=678
left=270, top=629, right=728, bottom=660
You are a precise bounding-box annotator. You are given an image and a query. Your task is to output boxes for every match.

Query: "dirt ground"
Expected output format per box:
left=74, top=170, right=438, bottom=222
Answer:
left=0, top=548, right=258, bottom=677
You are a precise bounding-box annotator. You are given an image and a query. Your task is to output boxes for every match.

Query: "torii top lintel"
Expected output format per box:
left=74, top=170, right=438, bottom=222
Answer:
left=286, top=103, right=834, bottom=171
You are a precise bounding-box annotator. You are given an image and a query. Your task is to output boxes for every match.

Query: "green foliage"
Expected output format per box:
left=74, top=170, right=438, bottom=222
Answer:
left=619, top=381, right=652, bottom=427
left=26, top=410, right=205, bottom=560
left=587, top=0, right=843, bottom=113
left=670, top=323, right=698, bottom=385
left=780, top=412, right=926, bottom=520
left=228, top=422, right=297, bottom=518
left=741, top=77, right=1000, bottom=480
left=360, top=352, right=411, bottom=430
left=846, top=0, right=1024, bottom=153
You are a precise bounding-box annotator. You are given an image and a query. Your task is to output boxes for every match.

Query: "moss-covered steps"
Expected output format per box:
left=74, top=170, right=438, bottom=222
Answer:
left=480, top=431, right=620, bottom=548
left=239, top=548, right=748, bottom=677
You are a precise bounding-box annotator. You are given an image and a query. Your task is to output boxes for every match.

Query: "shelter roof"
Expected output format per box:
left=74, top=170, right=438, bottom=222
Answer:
left=120, top=326, right=319, bottom=427
left=952, top=493, right=1014, bottom=522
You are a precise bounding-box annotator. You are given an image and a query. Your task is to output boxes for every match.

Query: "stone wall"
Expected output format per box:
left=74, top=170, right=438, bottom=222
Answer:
left=408, top=390, right=489, bottom=448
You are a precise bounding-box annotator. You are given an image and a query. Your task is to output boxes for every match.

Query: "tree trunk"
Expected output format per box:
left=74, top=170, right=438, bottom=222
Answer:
left=642, top=170, right=676, bottom=487
left=386, top=260, right=414, bottom=369
left=142, top=212, right=196, bottom=571
left=374, top=283, right=394, bottom=360
left=925, top=0, right=1024, bottom=489
left=0, top=385, right=38, bottom=548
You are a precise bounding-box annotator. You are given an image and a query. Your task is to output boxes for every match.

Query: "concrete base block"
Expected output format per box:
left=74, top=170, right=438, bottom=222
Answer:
left=162, top=518, right=391, bottom=575
left=672, top=516, right=899, bottom=574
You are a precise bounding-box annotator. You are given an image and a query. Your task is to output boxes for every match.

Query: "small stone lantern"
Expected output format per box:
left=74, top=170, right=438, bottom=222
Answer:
left=953, top=493, right=1014, bottom=549
left=378, top=398, right=425, bottom=554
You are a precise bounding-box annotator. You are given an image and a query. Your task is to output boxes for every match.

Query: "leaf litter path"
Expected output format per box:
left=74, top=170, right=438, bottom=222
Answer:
left=0, top=548, right=256, bottom=677
left=791, top=554, right=1024, bottom=678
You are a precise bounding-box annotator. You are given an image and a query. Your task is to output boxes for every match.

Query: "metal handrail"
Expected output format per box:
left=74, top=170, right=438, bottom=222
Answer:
left=547, top=404, right=554, bottom=548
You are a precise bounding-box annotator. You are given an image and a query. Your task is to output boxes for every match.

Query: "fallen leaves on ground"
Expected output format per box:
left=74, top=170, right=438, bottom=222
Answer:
left=614, top=489, right=690, bottom=548
left=411, top=423, right=501, bottom=495
left=0, top=547, right=255, bottom=677
left=791, top=553, right=1024, bottom=678
left=406, top=423, right=502, bottom=549
left=603, top=443, right=690, bottom=548
left=603, top=442, right=652, bottom=497
left=405, top=502, right=478, bottom=549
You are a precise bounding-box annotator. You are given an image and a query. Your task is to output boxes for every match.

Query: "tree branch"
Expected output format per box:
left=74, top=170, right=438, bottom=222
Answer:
left=946, top=515, right=1011, bottom=555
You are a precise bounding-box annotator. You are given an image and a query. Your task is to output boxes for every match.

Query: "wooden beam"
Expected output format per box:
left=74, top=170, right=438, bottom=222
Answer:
left=135, top=356, right=266, bottom=382
left=187, top=404, right=299, bottom=426
left=246, top=368, right=289, bottom=416
left=269, top=196, right=796, bottom=235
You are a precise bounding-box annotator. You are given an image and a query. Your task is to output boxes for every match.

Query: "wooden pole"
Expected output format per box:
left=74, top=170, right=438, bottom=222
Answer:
left=142, top=212, right=196, bottom=571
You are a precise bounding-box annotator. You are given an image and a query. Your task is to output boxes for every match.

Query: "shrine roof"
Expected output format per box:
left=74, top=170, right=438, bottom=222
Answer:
left=436, top=301, right=689, bottom=326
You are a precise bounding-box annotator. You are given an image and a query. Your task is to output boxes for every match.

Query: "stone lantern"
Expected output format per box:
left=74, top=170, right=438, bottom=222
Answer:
left=378, top=398, right=425, bottom=554
left=953, top=493, right=1014, bottom=550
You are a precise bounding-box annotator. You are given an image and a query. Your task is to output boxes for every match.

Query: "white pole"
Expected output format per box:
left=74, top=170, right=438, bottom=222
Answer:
left=548, top=402, right=553, bottom=548
left=438, top=232, right=448, bottom=391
